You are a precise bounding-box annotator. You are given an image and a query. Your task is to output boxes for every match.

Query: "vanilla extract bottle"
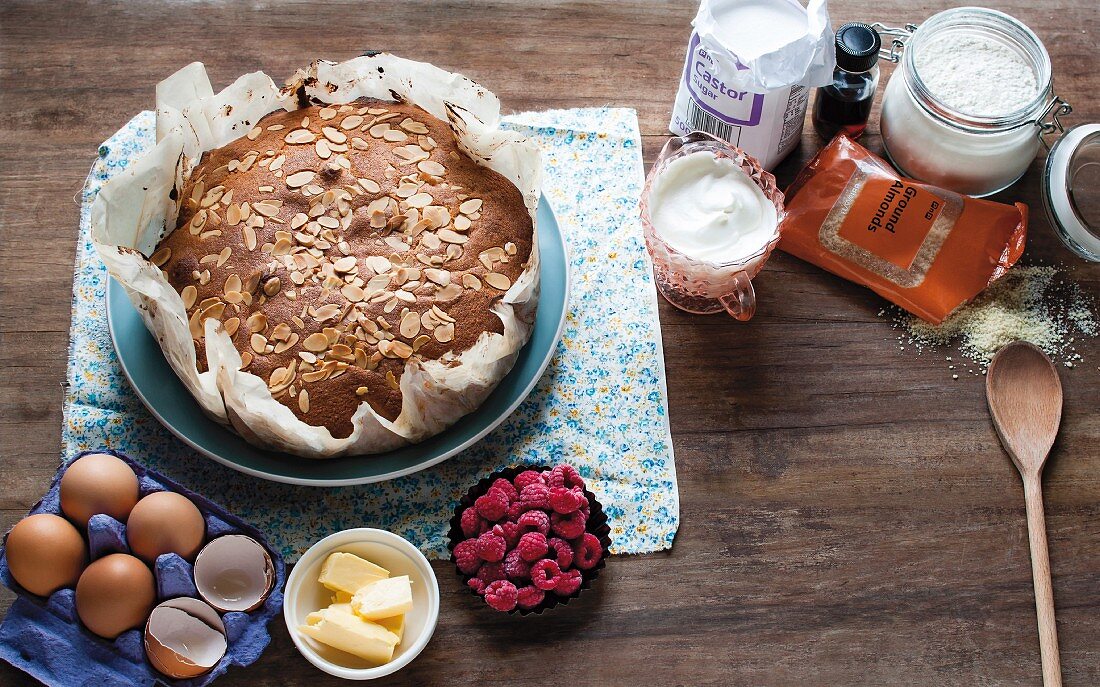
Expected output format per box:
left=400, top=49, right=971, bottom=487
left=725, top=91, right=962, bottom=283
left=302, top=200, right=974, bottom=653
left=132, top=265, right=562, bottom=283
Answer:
left=812, top=22, right=882, bottom=140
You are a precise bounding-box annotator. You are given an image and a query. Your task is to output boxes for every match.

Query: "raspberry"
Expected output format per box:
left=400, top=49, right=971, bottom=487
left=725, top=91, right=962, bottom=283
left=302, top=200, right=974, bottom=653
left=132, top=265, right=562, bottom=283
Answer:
left=516, top=509, right=550, bottom=536
left=484, top=580, right=519, bottom=612
left=518, top=483, right=550, bottom=509
left=475, top=489, right=508, bottom=521
left=514, top=470, right=546, bottom=490
left=516, top=585, right=545, bottom=610
left=530, top=559, right=561, bottom=591
left=551, top=510, right=586, bottom=539
left=453, top=539, right=481, bottom=575
left=549, top=486, right=584, bottom=514
left=499, top=521, right=522, bottom=548
left=547, top=464, right=585, bottom=491
left=475, top=530, right=507, bottom=562
left=573, top=532, right=603, bottom=570
left=477, top=561, right=506, bottom=584
left=517, top=532, right=549, bottom=562
left=467, top=577, right=487, bottom=595
left=460, top=507, right=488, bottom=538
left=503, top=548, right=531, bottom=580
left=491, top=478, right=518, bottom=503
left=547, top=537, right=574, bottom=569
left=554, top=569, right=583, bottom=596
left=506, top=501, right=537, bottom=520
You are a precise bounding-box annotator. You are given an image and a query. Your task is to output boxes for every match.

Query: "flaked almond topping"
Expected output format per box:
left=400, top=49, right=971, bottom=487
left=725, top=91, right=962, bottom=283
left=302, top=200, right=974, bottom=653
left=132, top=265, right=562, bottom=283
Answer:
left=383, top=129, right=408, bottom=143
left=333, top=256, right=357, bottom=273
left=247, top=126, right=262, bottom=140
left=243, top=226, right=258, bottom=251
left=351, top=137, right=370, bottom=150
left=342, top=283, right=365, bottom=302
left=454, top=215, right=472, bottom=232
left=270, top=154, right=286, bottom=171
left=181, top=285, right=198, bottom=309
left=226, top=203, right=243, bottom=226
left=407, top=192, right=433, bottom=208
left=223, top=274, right=242, bottom=294
left=434, top=322, right=455, bottom=343
left=247, top=312, right=268, bottom=332
left=313, top=303, right=341, bottom=321
left=250, top=333, right=268, bottom=353
left=400, top=311, right=421, bottom=338
left=263, top=277, right=282, bottom=296
left=459, top=198, right=483, bottom=214
left=315, top=138, right=332, bottom=159
left=267, top=124, right=285, bottom=131
left=285, top=129, right=315, bottom=145
left=437, top=229, right=468, bottom=244
left=399, top=118, right=430, bottom=134
left=462, top=273, right=482, bottom=291
left=216, top=246, right=232, bottom=267
left=274, top=332, right=300, bottom=354
left=151, top=246, right=171, bottom=267
left=386, top=370, right=400, bottom=390
left=253, top=200, right=282, bottom=217
left=286, top=170, right=316, bottom=188
left=356, top=386, right=369, bottom=396
left=340, top=115, right=364, bottom=130
left=436, top=283, right=463, bottom=300
left=417, top=160, right=445, bottom=176
left=298, top=389, right=310, bottom=413
left=485, top=272, right=512, bottom=290
left=369, top=123, right=391, bottom=138
left=505, top=242, right=518, bottom=255
left=240, top=351, right=253, bottom=369
left=303, top=332, right=329, bottom=352
left=322, top=126, right=347, bottom=144
left=224, top=317, right=241, bottom=336
left=319, top=107, right=338, bottom=120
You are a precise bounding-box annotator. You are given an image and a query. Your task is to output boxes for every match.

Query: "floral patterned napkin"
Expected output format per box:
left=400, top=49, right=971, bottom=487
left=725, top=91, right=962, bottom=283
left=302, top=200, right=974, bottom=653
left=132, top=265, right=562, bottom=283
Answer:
left=63, top=107, right=678, bottom=562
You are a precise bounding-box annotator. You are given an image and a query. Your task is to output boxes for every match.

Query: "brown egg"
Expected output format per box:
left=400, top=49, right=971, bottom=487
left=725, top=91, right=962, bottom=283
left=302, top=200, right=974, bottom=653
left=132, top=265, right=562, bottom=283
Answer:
left=5, top=514, right=87, bottom=597
left=60, top=453, right=140, bottom=528
left=75, top=553, right=156, bottom=639
left=126, top=491, right=206, bottom=564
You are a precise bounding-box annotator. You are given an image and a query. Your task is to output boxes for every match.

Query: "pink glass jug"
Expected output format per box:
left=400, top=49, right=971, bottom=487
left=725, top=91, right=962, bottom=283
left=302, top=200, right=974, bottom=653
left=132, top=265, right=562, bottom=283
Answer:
left=640, top=132, right=784, bottom=320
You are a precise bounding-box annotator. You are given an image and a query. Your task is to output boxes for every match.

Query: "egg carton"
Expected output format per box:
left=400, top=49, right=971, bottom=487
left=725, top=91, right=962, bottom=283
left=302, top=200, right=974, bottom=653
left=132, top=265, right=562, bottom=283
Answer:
left=0, top=450, right=286, bottom=686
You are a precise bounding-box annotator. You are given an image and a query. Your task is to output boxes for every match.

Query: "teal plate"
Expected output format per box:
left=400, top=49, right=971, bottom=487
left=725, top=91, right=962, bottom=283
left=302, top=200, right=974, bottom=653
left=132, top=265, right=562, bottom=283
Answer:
left=107, top=197, right=569, bottom=486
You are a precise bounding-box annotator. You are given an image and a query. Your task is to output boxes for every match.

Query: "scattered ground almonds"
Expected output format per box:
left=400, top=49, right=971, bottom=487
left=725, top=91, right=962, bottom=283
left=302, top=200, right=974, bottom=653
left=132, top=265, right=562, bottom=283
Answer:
left=881, top=266, right=1098, bottom=376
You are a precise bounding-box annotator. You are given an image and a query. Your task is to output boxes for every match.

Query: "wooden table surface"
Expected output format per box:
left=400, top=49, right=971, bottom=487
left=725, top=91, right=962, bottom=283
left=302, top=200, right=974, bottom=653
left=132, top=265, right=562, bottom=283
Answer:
left=1, top=1, right=1098, bottom=685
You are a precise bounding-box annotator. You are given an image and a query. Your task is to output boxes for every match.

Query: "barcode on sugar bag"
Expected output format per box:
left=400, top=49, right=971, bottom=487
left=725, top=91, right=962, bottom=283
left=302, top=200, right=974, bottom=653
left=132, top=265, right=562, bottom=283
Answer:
left=685, top=99, right=740, bottom=146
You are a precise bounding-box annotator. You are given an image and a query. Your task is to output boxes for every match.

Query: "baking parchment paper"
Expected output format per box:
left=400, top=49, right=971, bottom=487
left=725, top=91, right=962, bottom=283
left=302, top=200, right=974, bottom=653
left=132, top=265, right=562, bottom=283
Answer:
left=90, top=55, right=542, bottom=458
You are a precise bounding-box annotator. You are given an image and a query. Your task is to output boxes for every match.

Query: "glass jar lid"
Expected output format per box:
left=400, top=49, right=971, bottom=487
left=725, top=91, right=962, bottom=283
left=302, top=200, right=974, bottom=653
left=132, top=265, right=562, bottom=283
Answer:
left=1044, top=123, right=1100, bottom=262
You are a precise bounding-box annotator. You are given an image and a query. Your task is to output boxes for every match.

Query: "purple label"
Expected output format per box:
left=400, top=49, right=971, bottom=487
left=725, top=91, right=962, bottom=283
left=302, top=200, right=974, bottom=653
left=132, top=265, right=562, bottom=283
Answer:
left=683, top=32, right=765, bottom=126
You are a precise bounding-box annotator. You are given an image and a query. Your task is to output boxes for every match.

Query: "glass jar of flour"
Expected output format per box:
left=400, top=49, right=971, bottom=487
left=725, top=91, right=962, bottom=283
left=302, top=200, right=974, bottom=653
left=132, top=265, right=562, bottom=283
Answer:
left=879, top=7, right=1069, bottom=197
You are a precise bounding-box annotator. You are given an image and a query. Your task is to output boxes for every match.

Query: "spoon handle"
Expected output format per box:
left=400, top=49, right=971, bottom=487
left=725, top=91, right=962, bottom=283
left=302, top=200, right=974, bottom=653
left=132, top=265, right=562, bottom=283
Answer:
left=1024, top=474, right=1062, bottom=687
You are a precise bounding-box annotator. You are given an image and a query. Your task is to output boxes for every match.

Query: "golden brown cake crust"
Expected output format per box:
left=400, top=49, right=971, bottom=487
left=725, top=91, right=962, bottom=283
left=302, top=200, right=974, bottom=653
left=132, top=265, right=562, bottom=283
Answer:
left=152, top=100, right=534, bottom=439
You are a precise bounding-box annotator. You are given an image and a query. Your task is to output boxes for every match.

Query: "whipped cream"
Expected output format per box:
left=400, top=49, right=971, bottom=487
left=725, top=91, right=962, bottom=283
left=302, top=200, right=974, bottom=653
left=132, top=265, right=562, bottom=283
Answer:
left=649, top=150, right=777, bottom=264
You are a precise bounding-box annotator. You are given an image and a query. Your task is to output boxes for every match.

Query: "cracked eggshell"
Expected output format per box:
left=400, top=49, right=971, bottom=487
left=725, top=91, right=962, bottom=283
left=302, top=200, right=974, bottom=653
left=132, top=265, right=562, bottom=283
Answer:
left=193, top=535, right=275, bottom=613
left=145, top=597, right=227, bottom=679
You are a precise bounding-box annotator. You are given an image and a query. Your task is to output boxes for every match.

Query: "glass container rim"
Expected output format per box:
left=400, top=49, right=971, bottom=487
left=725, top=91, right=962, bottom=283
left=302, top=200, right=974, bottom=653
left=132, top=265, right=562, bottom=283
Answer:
left=902, top=6, right=1053, bottom=133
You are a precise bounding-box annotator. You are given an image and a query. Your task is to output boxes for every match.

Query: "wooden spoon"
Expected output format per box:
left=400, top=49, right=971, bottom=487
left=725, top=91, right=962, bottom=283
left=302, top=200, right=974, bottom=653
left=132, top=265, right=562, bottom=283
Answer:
left=986, top=341, right=1063, bottom=687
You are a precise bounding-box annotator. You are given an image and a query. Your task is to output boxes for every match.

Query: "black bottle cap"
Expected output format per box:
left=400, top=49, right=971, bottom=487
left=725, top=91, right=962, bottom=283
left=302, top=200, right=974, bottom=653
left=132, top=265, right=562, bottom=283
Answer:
left=835, top=22, right=881, bottom=73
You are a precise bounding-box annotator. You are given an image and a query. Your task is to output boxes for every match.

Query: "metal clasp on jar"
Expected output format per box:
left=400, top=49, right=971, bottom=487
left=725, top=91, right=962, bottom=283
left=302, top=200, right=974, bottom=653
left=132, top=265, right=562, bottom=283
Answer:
left=1033, top=96, right=1073, bottom=148
left=869, top=22, right=918, bottom=63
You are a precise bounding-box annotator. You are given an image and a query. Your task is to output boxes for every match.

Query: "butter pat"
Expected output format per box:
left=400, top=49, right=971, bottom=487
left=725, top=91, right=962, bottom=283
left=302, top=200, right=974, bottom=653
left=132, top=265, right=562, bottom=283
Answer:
left=299, top=606, right=400, bottom=665
left=376, top=613, right=405, bottom=643
left=318, top=552, right=389, bottom=595
left=351, top=576, right=414, bottom=620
